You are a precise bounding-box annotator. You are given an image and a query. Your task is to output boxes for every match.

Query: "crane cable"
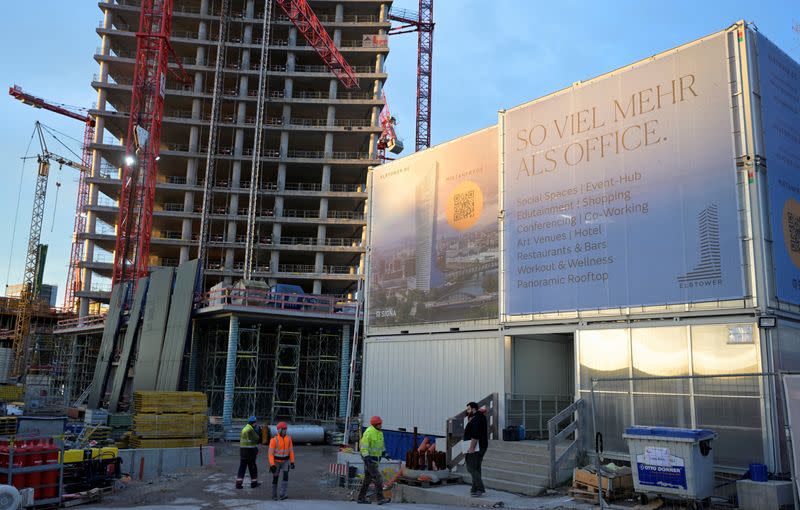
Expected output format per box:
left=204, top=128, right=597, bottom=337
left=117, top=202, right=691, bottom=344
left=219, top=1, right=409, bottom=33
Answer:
left=5, top=126, right=37, bottom=295
left=40, top=124, right=83, bottom=161
left=51, top=166, right=63, bottom=233
left=47, top=100, right=90, bottom=113
left=5, top=123, right=81, bottom=289
left=37, top=124, right=81, bottom=232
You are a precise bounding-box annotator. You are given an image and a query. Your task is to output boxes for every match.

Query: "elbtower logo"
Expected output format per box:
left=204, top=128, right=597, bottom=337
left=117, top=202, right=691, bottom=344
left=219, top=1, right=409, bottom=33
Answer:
left=677, top=203, right=722, bottom=288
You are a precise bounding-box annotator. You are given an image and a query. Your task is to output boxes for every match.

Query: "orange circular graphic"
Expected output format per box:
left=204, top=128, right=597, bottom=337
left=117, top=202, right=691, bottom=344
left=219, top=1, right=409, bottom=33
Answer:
left=446, top=180, right=483, bottom=231
left=784, top=198, right=800, bottom=270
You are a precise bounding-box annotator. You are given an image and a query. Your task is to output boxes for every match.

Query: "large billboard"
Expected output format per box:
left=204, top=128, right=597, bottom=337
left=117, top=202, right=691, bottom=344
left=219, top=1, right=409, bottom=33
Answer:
left=368, top=127, right=498, bottom=327
left=756, top=32, right=800, bottom=306
left=502, top=31, right=746, bottom=316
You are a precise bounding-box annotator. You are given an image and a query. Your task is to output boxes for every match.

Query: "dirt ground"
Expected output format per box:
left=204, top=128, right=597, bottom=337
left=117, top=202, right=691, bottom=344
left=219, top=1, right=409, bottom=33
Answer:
left=78, top=444, right=736, bottom=509
left=84, top=443, right=350, bottom=508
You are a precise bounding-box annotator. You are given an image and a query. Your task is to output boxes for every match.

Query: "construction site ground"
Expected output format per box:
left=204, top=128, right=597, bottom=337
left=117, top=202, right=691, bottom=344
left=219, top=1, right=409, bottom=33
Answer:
left=77, top=443, right=734, bottom=510
left=74, top=442, right=584, bottom=510
left=82, top=443, right=345, bottom=508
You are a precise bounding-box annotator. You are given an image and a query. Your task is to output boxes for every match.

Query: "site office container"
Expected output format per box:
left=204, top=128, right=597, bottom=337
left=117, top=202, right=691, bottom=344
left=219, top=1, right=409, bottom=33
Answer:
left=498, top=20, right=800, bottom=472
left=361, top=20, right=800, bottom=472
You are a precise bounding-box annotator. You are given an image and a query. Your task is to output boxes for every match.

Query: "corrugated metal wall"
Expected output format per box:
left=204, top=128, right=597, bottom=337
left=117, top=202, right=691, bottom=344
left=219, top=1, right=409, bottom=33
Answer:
left=362, top=331, right=504, bottom=436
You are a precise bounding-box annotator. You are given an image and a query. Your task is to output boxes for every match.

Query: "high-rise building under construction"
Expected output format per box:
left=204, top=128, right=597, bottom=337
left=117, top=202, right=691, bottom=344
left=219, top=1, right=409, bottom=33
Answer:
left=80, top=0, right=389, bottom=315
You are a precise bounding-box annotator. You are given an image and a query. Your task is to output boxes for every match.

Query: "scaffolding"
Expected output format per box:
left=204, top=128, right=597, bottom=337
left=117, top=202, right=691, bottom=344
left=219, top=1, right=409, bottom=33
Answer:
left=194, top=319, right=355, bottom=424
left=199, top=321, right=277, bottom=420
left=47, top=332, right=101, bottom=410
left=270, top=327, right=301, bottom=421
left=234, top=324, right=266, bottom=418
left=298, top=331, right=341, bottom=423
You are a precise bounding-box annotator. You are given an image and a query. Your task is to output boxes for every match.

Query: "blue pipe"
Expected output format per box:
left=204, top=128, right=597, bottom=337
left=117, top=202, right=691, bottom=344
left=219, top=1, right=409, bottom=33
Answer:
left=338, top=324, right=351, bottom=418
left=222, top=315, right=239, bottom=428
left=187, top=324, right=198, bottom=391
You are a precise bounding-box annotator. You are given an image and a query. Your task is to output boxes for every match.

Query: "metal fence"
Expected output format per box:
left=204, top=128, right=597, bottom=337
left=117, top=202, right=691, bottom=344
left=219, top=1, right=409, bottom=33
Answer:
left=589, top=373, right=777, bottom=470
left=505, top=393, right=574, bottom=439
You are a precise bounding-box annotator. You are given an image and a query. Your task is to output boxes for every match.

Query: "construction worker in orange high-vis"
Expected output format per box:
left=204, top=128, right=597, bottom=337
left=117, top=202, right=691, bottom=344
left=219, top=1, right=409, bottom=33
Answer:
left=268, top=422, right=295, bottom=500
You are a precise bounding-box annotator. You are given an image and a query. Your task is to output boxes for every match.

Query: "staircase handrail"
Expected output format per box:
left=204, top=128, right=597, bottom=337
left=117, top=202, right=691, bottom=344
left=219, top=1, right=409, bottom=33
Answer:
left=547, top=398, right=584, bottom=487
left=445, top=392, right=499, bottom=469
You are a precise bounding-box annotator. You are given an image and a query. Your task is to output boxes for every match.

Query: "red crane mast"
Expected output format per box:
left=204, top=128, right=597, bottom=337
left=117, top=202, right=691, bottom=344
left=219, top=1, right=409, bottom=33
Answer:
left=8, top=85, right=95, bottom=312
left=113, top=0, right=188, bottom=287
left=389, top=1, right=434, bottom=151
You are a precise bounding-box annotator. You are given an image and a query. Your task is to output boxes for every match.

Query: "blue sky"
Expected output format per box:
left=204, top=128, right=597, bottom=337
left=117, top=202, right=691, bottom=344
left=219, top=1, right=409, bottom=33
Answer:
left=0, top=1, right=796, bottom=306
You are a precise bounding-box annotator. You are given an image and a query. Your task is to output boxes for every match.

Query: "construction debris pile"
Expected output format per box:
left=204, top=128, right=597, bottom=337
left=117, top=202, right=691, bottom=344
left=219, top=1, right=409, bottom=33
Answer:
left=130, top=392, right=208, bottom=448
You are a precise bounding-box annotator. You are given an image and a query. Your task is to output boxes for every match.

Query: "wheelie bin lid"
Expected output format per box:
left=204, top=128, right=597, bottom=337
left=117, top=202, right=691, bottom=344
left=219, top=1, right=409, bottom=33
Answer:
left=624, top=426, right=715, bottom=441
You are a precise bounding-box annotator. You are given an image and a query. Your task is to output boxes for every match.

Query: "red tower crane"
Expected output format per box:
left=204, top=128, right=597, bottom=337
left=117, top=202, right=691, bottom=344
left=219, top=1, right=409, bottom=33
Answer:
left=112, top=0, right=189, bottom=287
left=8, top=85, right=95, bottom=312
left=275, top=0, right=360, bottom=89
left=116, top=0, right=357, bottom=291
left=377, top=93, right=402, bottom=160
left=389, top=1, right=434, bottom=151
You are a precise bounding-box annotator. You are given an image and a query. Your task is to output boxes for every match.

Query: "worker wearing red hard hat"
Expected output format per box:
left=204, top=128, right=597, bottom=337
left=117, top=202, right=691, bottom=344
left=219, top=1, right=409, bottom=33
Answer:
left=268, top=422, right=295, bottom=500
left=357, top=416, right=389, bottom=505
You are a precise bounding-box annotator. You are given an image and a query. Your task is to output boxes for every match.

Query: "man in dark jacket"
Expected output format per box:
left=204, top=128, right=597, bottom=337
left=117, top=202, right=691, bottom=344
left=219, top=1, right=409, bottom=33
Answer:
left=463, top=401, right=488, bottom=497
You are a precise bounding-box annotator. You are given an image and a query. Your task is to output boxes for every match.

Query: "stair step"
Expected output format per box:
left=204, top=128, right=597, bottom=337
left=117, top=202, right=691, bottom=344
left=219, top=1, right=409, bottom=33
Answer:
left=483, top=457, right=550, bottom=476
left=483, top=455, right=549, bottom=469
left=488, top=439, right=566, bottom=454
left=481, top=475, right=546, bottom=496
left=483, top=449, right=551, bottom=464
left=482, top=465, right=549, bottom=485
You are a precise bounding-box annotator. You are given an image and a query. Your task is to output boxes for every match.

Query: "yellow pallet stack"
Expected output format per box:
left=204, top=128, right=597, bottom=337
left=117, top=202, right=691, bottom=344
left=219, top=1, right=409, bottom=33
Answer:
left=131, top=392, right=208, bottom=448
left=0, top=416, right=16, bottom=436
left=0, top=385, right=24, bottom=402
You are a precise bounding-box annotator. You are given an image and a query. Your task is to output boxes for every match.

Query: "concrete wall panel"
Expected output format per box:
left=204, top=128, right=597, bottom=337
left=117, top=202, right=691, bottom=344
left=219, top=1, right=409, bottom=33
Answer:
left=133, top=268, right=174, bottom=392
left=117, top=446, right=214, bottom=481
left=157, top=259, right=199, bottom=390
left=88, top=283, right=128, bottom=408
left=109, top=278, right=149, bottom=411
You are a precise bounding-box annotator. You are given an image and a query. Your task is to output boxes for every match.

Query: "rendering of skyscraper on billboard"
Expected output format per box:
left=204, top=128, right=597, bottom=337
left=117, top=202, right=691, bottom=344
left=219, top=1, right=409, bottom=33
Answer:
left=415, top=162, right=440, bottom=291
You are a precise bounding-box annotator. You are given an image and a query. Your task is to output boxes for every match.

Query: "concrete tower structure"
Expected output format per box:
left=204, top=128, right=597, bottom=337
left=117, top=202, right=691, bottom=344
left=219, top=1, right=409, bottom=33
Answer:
left=80, top=0, right=389, bottom=315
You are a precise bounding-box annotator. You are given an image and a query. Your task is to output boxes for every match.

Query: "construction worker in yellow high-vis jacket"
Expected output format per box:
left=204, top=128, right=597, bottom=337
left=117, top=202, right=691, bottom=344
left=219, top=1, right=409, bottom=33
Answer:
left=358, top=416, right=389, bottom=505
left=236, top=416, right=261, bottom=489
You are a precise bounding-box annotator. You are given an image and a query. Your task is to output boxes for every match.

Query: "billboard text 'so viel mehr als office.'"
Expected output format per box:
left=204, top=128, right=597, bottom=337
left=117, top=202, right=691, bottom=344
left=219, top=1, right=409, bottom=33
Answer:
left=756, top=32, right=800, bottom=306
left=368, top=127, right=499, bottom=327
left=502, top=32, right=746, bottom=316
